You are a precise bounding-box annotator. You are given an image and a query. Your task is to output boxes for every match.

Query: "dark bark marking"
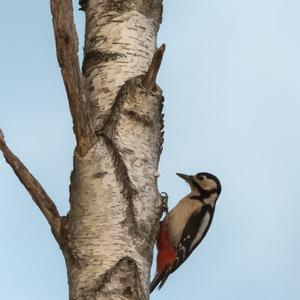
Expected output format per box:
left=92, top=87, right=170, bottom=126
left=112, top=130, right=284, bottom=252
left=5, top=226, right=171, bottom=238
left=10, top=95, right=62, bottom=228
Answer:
left=98, top=0, right=163, bottom=24
left=123, top=109, right=153, bottom=127
left=79, top=0, right=88, bottom=11
left=100, top=82, right=130, bottom=135
left=98, top=133, right=138, bottom=227
left=82, top=50, right=125, bottom=77
left=60, top=215, right=88, bottom=269
left=92, top=171, right=108, bottom=179
left=123, top=286, right=133, bottom=296
left=107, top=0, right=132, bottom=12
left=93, top=256, right=145, bottom=299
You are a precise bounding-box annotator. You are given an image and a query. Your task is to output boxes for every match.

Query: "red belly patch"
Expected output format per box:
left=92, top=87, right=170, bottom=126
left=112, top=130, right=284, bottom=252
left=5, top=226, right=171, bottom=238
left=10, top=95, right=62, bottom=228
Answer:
left=156, top=225, right=176, bottom=272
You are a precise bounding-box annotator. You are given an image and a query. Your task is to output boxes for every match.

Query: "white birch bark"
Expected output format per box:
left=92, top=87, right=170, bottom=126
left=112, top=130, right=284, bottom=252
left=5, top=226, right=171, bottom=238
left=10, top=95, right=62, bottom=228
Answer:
left=82, top=0, right=163, bottom=131
left=64, top=82, right=164, bottom=299
left=63, top=1, right=164, bottom=299
left=1, top=1, right=165, bottom=299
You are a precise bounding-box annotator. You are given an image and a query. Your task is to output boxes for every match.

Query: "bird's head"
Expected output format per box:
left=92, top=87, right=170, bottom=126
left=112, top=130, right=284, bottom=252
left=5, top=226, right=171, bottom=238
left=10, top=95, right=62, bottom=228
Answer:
left=176, top=172, right=222, bottom=199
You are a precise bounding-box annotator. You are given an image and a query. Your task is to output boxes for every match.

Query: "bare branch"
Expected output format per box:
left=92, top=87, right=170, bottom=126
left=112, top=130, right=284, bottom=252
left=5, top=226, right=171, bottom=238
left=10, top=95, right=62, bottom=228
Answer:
left=0, top=129, right=62, bottom=243
left=143, top=44, right=166, bottom=89
left=50, top=0, right=96, bottom=156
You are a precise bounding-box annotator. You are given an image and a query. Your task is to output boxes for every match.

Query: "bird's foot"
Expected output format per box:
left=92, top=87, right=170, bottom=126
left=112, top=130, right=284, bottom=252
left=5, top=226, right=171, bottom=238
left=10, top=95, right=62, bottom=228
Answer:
left=160, top=192, right=169, bottom=215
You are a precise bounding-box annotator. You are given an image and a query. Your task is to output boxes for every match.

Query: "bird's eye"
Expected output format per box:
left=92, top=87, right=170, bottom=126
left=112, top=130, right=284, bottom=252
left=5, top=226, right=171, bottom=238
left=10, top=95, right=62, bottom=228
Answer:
left=197, top=174, right=205, bottom=181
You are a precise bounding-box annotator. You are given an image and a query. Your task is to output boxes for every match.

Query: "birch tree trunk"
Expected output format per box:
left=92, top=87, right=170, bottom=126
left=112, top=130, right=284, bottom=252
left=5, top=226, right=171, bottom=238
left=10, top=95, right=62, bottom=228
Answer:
left=0, top=0, right=165, bottom=299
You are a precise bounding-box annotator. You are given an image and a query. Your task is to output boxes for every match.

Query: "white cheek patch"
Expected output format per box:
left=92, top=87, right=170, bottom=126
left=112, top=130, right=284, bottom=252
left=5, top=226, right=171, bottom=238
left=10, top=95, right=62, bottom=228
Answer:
left=190, top=211, right=211, bottom=250
left=201, top=179, right=217, bottom=191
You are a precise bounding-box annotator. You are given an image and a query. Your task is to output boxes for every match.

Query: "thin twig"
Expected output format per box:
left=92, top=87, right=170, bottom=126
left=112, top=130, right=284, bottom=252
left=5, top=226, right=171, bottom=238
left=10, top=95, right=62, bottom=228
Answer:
left=50, top=0, right=96, bottom=156
left=143, top=44, right=166, bottom=89
left=0, top=129, right=62, bottom=243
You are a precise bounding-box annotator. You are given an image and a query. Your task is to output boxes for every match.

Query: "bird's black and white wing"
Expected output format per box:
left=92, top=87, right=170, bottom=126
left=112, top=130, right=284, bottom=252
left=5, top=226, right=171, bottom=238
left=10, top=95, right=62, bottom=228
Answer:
left=171, top=204, right=215, bottom=273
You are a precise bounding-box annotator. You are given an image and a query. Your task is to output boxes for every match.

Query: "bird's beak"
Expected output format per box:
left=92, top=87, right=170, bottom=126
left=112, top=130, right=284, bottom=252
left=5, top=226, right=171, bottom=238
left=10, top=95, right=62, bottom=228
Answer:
left=176, top=173, right=193, bottom=183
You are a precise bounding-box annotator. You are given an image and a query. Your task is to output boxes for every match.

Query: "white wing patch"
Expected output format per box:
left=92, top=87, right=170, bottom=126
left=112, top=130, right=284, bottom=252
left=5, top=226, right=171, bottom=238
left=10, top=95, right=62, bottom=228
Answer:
left=190, top=211, right=211, bottom=250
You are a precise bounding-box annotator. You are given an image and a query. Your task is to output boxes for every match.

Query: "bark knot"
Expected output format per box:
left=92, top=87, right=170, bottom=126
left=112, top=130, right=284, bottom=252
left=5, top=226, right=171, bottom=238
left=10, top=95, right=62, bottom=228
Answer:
left=78, top=257, right=145, bottom=299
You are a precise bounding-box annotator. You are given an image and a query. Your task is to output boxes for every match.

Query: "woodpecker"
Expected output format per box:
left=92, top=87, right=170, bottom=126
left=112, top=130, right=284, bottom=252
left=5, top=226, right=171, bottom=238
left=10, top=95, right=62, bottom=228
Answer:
left=150, top=172, right=222, bottom=293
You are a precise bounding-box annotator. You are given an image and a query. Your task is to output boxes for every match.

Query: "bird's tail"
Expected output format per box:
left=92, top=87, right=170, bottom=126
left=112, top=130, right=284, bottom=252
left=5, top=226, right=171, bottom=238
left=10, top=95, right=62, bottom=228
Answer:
left=150, top=271, right=169, bottom=293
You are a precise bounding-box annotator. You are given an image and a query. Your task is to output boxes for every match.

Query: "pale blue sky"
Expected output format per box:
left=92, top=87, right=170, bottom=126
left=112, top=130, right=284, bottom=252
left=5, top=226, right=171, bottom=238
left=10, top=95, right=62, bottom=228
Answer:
left=1, top=1, right=300, bottom=299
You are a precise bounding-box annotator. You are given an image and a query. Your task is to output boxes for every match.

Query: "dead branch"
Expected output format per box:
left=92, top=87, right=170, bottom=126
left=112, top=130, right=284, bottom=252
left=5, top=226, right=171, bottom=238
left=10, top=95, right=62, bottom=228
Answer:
left=143, top=44, right=166, bottom=89
left=0, top=129, right=62, bottom=243
left=50, top=0, right=96, bottom=156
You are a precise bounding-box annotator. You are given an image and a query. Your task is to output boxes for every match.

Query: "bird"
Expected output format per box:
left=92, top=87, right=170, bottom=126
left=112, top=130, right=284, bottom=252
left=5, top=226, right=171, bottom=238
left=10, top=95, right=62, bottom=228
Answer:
left=150, top=172, right=222, bottom=293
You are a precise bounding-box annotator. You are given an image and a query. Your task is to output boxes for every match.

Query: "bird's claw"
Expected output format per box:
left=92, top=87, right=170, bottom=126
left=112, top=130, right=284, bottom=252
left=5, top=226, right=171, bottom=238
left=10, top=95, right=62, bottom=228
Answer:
left=160, top=192, right=169, bottom=215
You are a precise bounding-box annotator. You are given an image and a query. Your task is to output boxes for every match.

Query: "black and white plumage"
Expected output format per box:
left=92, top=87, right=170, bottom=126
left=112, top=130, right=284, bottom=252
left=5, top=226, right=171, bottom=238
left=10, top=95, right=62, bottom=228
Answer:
left=150, top=172, right=222, bottom=293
